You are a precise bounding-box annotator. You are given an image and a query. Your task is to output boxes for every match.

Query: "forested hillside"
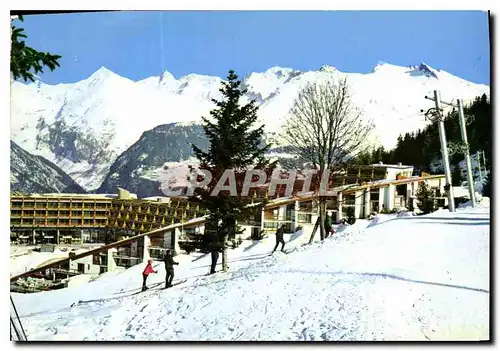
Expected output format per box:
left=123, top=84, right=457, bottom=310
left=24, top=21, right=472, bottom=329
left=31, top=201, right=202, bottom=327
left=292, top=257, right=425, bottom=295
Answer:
left=356, top=94, right=491, bottom=184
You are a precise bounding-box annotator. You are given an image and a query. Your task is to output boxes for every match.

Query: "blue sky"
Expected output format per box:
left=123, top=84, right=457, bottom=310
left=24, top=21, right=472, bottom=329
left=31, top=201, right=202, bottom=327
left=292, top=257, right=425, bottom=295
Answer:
left=14, top=10, right=490, bottom=85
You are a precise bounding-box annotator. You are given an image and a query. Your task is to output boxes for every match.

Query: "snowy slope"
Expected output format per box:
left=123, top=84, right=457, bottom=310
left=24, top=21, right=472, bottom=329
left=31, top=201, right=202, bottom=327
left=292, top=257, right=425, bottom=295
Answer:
left=10, top=63, right=489, bottom=191
left=10, top=140, right=86, bottom=194
left=12, top=202, right=489, bottom=341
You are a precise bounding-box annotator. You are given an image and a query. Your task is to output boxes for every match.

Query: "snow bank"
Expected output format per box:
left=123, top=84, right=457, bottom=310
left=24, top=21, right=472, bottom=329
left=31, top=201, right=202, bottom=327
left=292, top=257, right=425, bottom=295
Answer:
left=367, top=213, right=398, bottom=228
left=12, top=206, right=489, bottom=341
left=458, top=196, right=489, bottom=209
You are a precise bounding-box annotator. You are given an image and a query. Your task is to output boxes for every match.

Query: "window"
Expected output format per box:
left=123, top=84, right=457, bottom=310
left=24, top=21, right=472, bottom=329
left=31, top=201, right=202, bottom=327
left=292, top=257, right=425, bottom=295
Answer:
left=343, top=196, right=355, bottom=205
left=297, top=213, right=312, bottom=223
left=395, top=184, right=406, bottom=196
left=77, top=263, right=85, bottom=273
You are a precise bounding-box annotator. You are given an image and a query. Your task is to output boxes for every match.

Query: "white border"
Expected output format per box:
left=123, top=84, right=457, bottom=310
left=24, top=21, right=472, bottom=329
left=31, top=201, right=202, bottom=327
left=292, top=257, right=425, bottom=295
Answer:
left=2, top=1, right=497, bottom=350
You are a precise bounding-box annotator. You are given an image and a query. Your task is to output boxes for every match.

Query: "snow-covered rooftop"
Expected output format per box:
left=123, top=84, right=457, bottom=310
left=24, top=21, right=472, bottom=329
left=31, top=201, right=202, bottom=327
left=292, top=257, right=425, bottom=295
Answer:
left=370, top=163, right=414, bottom=169
left=17, top=193, right=118, bottom=198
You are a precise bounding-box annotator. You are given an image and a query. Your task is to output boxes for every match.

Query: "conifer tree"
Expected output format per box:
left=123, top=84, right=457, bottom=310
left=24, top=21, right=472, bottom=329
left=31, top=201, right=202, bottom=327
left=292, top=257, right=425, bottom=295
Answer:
left=11, top=15, right=61, bottom=82
left=191, top=70, right=275, bottom=272
left=416, top=181, right=436, bottom=214
left=451, top=163, right=465, bottom=186
left=482, top=174, right=491, bottom=198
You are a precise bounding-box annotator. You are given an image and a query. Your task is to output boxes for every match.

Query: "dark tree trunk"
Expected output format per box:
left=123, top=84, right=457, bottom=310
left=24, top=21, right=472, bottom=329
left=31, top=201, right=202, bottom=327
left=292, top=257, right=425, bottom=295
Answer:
left=221, top=248, right=228, bottom=272
left=319, top=200, right=326, bottom=241
left=308, top=216, right=321, bottom=244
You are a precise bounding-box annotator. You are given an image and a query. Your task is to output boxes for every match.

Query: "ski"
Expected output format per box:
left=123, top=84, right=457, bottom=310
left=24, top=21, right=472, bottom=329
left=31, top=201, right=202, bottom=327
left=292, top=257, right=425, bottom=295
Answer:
left=160, top=279, right=188, bottom=290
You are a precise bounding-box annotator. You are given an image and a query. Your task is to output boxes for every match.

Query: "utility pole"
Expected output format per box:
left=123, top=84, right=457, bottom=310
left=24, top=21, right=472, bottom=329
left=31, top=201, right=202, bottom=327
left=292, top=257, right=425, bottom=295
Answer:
left=482, top=150, right=487, bottom=171
left=457, top=99, right=476, bottom=207
left=477, top=151, right=483, bottom=182
left=424, top=90, right=455, bottom=212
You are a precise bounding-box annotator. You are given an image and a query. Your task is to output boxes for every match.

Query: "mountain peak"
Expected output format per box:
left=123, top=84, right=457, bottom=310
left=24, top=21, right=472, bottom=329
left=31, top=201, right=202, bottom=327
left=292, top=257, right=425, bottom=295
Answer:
left=407, top=62, right=439, bottom=79
left=264, top=66, right=294, bottom=78
left=81, top=66, right=132, bottom=87
left=370, top=61, right=400, bottom=73
left=86, top=66, right=119, bottom=81
left=319, top=64, right=337, bottom=73
left=95, top=66, right=113, bottom=76
left=160, top=70, right=176, bottom=82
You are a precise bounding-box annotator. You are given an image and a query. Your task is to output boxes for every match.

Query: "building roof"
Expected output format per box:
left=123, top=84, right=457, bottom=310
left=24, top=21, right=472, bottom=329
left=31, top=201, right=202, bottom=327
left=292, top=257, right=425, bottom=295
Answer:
left=142, top=196, right=171, bottom=203
left=453, top=186, right=472, bottom=199
left=14, top=193, right=117, bottom=199
left=341, top=174, right=445, bottom=194
left=370, top=163, right=414, bottom=169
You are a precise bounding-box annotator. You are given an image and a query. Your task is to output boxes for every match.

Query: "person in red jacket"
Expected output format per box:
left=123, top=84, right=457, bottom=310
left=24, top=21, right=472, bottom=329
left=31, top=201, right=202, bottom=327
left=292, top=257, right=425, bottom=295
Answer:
left=142, top=259, right=157, bottom=291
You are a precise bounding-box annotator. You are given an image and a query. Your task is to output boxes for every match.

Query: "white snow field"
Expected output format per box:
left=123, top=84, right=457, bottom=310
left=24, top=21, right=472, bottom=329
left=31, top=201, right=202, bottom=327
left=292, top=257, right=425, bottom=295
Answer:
left=11, top=203, right=489, bottom=341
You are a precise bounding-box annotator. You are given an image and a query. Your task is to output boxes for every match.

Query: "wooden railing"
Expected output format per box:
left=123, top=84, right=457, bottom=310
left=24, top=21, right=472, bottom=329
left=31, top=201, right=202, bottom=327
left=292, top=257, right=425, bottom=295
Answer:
left=10, top=216, right=208, bottom=282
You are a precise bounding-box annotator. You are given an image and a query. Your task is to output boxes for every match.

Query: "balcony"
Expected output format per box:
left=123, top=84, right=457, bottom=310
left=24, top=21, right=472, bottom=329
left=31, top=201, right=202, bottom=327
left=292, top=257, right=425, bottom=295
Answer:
left=238, top=220, right=262, bottom=227
left=297, top=212, right=313, bottom=223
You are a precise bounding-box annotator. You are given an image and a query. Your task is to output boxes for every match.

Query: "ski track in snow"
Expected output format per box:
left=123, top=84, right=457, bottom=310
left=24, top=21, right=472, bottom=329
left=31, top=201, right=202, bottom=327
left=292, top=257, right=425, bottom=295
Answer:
left=13, top=205, right=489, bottom=341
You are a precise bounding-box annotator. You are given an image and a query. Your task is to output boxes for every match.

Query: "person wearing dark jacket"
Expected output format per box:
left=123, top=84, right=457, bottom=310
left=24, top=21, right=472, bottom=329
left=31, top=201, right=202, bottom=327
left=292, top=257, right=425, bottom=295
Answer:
left=210, top=249, right=219, bottom=275
left=324, top=212, right=333, bottom=238
left=142, top=259, right=157, bottom=291
left=272, top=224, right=286, bottom=253
left=163, top=249, right=179, bottom=288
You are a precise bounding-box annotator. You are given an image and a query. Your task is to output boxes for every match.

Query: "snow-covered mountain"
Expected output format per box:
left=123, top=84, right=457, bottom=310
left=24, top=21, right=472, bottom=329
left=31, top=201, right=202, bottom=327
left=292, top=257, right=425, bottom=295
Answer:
left=10, top=62, right=489, bottom=191
left=10, top=141, right=86, bottom=194
left=97, top=122, right=208, bottom=197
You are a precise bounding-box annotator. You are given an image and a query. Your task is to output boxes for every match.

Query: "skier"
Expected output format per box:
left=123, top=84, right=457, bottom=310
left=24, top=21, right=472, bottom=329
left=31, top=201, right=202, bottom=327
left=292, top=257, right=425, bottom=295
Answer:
left=324, top=211, right=333, bottom=238
left=142, top=259, right=157, bottom=292
left=210, top=249, right=219, bottom=275
left=272, top=224, right=286, bottom=253
left=163, top=249, right=179, bottom=288
left=329, top=224, right=335, bottom=236
left=206, top=226, right=220, bottom=275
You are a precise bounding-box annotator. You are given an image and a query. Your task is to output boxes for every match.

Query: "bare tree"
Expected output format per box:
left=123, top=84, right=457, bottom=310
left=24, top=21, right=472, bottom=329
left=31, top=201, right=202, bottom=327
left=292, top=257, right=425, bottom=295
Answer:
left=281, top=78, right=374, bottom=243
